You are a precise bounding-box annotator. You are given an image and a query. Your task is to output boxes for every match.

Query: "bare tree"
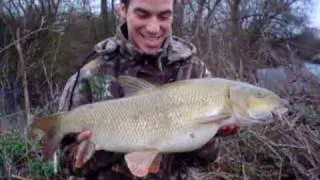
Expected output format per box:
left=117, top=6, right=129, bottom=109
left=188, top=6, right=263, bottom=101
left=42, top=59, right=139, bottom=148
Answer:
left=0, top=0, right=62, bottom=128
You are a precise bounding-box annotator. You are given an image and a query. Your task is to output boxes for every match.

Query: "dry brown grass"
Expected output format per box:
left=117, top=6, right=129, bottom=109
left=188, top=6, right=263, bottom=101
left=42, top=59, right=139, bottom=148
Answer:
left=192, top=72, right=320, bottom=180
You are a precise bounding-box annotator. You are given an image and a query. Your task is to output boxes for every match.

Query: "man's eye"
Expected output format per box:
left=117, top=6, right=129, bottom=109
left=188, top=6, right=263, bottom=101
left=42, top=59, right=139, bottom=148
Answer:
left=159, top=14, right=171, bottom=20
left=159, top=16, right=169, bottom=21
left=136, top=12, right=149, bottom=18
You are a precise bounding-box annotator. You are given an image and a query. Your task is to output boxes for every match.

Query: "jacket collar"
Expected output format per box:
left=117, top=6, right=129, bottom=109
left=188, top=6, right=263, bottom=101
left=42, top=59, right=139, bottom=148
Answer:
left=94, top=23, right=197, bottom=68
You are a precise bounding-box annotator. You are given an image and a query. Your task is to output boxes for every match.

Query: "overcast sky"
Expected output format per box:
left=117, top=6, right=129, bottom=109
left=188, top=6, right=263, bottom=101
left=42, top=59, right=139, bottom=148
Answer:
left=309, top=0, right=320, bottom=28
left=91, top=0, right=320, bottom=29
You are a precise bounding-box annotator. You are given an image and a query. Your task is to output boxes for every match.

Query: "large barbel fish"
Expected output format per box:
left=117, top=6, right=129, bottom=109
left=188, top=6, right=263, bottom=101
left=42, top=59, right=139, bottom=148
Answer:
left=26, top=76, right=288, bottom=177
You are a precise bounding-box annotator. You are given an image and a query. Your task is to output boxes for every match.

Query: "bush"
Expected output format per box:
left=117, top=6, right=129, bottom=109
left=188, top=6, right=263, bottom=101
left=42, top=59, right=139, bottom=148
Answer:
left=0, top=135, right=54, bottom=179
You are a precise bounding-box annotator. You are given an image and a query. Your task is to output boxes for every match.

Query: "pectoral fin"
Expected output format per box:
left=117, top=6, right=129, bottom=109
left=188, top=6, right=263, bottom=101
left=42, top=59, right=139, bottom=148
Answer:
left=148, top=154, right=162, bottom=173
left=197, top=113, right=231, bottom=124
left=197, top=86, right=232, bottom=124
left=74, top=140, right=96, bottom=169
left=42, top=131, right=62, bottom=160
left=124, top=150, right=160, bottom=177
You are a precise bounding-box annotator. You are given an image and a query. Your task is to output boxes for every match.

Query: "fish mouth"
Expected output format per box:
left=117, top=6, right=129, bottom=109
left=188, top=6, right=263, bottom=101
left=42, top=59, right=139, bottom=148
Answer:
left=259, top=106, right=289, bottom=123
left=272, top=106, right=288, bottom=120
left=259, top=98, right=289, bottom=122
left=249, top=106, right=288, bottom=124
left=253, top=116, right=273, bottom=124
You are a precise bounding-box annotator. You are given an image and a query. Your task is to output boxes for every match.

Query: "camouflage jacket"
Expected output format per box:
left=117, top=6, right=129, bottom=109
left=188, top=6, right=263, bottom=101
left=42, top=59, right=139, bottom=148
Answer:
left=57, top=23, right=220, bottom=180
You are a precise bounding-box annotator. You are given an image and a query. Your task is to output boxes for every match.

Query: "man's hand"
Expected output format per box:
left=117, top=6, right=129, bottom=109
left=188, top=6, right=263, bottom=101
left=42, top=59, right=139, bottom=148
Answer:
left=216, top=124, right=239, bottom=137
left=74, top=130, right=95, bottom=169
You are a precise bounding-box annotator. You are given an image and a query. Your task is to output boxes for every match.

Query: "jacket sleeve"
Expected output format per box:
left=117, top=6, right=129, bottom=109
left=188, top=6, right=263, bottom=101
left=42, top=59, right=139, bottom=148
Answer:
left=57, top=73, right=94, bottom=176
left=58, top=57, right=124, bottom=111
left=57, top=66, right=124, bottom=177
left=58, top=73, right=93, bottom=112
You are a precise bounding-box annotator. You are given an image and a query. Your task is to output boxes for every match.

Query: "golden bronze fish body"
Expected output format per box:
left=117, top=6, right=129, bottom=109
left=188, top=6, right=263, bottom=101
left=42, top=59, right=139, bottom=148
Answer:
left=27, top=76, right=287, bottom=177
left=53, top=79, right=230, bottom=153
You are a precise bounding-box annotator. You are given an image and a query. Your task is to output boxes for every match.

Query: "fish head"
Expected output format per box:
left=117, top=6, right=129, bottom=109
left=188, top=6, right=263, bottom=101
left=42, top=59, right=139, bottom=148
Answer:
left=229, top=84, right=288, bottom=126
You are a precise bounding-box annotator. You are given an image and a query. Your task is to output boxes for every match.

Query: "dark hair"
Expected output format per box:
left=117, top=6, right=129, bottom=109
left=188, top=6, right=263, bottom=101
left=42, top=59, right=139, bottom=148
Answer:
left=121, top=0, right=176, bottom=7
left=121, top=0, right=130, bottom=6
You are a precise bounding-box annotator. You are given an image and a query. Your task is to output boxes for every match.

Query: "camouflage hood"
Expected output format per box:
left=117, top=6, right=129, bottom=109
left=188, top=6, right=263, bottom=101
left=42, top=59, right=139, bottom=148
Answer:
left=93, top=23, right=197, bottom=65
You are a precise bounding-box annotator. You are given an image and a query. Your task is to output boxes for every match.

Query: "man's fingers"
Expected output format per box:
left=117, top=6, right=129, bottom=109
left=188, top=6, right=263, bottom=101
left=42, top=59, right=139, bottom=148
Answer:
left=217, top=125, right=239, bottom=136
left=76, top=130, right=92, bottom=142
left=226, top=125, right=239, bottom=134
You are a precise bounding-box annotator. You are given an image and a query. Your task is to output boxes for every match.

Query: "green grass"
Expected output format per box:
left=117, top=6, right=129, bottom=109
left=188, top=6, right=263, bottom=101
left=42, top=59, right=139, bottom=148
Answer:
left=0, top=135, right=54, bottom=179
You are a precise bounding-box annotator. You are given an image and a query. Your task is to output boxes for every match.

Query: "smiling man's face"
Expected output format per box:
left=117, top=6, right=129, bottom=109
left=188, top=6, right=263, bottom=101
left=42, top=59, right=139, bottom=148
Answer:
left=119, top=0, right=174, bottom=55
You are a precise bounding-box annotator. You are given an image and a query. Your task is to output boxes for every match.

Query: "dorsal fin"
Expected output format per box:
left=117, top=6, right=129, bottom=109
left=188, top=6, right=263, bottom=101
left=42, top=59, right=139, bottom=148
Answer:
left=118, top=75, right=156, bottom=96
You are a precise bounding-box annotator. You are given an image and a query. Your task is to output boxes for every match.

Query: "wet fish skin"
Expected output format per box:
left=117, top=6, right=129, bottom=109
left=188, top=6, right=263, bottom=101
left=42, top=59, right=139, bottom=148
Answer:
left=26, top=76, right=287, bottom=176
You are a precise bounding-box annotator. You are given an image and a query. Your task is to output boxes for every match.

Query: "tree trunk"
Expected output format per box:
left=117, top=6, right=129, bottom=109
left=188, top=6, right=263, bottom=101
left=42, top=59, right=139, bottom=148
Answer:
left=173, top=0, right=185, bottom=37
left=229, top=0, right=242, bottom=78
left=191, top=0, right=206, bottom=41
left=111, top=0, right=116, bottom=34
left=101, top=0, right=110, bottom=36
left=229, top=0, right=241, bottom=38
left=15, top=28, right=31, bottom=123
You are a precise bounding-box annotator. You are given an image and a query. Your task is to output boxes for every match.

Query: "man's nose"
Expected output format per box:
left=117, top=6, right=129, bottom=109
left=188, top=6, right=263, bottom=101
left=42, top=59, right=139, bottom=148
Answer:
left=146, top=17, right=160, bottom=34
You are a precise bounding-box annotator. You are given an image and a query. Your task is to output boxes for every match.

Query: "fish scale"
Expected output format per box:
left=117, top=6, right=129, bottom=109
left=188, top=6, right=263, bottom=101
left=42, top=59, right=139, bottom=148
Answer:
left=27, top=76, right=287, bottom=159
left=56, top=82, right=226, bottom=152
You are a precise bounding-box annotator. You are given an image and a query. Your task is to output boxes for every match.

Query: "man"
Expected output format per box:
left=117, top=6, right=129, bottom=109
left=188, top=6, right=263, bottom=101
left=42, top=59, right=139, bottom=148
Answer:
left=58, top=0, right=238, bottom=179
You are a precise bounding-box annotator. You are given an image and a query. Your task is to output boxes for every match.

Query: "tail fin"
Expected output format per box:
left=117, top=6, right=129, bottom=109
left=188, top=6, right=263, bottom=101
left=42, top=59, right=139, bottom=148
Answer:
left=30, top=113, right=60, bottom=133
left=26, top=113, right=63, bottom=160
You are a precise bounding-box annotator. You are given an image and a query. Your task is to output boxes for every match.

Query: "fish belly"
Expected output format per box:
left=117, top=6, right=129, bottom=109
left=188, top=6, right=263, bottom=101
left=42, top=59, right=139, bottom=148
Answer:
left=90, top=122, right=220, bottom=153
left=155, top=123, right=220, bottom=152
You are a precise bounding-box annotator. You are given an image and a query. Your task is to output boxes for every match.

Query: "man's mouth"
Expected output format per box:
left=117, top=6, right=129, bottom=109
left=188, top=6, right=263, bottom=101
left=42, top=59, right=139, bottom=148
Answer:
left=140, top=33, right=161, bottom=46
